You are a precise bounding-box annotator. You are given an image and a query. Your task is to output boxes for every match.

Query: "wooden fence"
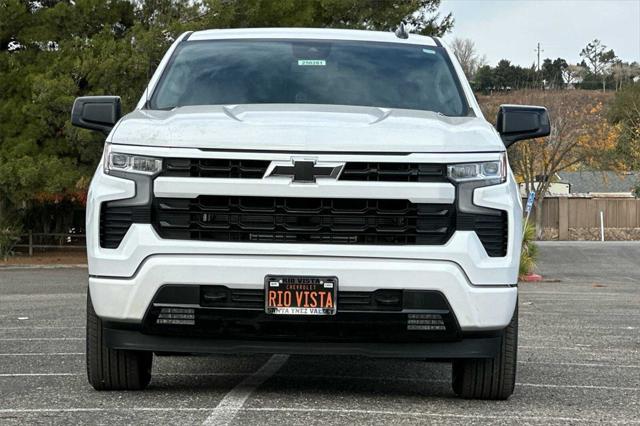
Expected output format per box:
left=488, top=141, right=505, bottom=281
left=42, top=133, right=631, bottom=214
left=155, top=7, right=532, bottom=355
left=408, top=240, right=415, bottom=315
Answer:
left=529, top=197, right=640, bottom=240
left=15, top=232, right=86, bottom=256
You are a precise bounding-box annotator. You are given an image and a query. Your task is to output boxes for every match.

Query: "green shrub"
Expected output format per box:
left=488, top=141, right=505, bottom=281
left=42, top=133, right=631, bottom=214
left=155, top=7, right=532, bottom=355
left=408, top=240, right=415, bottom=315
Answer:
left=519, top=220, right=538, bottom=276
left=0, top=219, right=22, bottom=261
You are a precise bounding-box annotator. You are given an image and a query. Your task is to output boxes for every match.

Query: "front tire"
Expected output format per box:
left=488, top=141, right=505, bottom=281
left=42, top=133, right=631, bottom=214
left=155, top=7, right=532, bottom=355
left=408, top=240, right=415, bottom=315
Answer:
left=451, top=304, right=518, bottom=400
left=86, top=293, right=152, bottom=390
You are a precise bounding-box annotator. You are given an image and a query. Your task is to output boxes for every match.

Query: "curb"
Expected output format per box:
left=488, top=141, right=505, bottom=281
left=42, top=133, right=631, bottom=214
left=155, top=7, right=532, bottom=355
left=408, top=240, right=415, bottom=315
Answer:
left=520, top=273, right=543, bottom=282
left=0, top=264, right=87, bottom=270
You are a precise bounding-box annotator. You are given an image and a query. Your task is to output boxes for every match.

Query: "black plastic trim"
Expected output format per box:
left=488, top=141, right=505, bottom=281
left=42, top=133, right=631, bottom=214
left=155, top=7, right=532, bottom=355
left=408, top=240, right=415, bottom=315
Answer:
left=104, top=327, right=501, bottom=359
left=107, top=172, right=153, bottom=208
left=152, top=285, right=452, bottom=313
left=99, top=172, right=154, bottom=248
left=457, top=180, right=503, bottom=216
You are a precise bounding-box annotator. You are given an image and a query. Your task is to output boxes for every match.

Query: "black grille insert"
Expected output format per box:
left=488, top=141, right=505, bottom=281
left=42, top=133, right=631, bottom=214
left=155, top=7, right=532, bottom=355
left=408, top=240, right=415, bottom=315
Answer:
left=458, top=212, right=508, bottom=257
left=340, top=162, right=446, bottom=182
left=100, top=205, right=132, bottom=248
left=153, top=196, right=455, bottom=245
left=100, top=203, right=151, bottom=249
left=163, top=158, right=270, bottom=178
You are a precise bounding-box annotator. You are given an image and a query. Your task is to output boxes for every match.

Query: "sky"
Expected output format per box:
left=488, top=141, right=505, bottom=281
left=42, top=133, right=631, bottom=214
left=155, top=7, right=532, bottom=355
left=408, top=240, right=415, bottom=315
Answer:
left=440, top=0, right=640, bottom=67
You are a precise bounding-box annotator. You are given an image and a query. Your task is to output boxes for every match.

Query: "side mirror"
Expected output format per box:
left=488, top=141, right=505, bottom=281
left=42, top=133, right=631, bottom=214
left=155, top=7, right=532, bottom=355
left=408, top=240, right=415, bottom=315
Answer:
left=496, top=105, right=550, bottom=147
left=71, top=96, right=121, bottom=135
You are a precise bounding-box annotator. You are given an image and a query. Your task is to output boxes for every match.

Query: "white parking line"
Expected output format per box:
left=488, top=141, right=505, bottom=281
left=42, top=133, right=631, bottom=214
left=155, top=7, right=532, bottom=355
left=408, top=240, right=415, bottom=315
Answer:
left=0, top=408, right=209, bottom=413
left=0, top=373, right=79, bottom=377
left=201, top=354, right=289, bottom=426
left=0, top=326, right=84, bottom=331
left=0, top=406, right=631, bottom=423
left=519, top=345, right=638, bottom=352
left=0, top=372, right=248, bottom=377
left=520, top=311, right=640, bottom=317
left=240, top=407, right=638, bottom=424
left=264, top=374, right=640, bottom=391
left=519, top=361, right=640, bottom=369
left=1, top=370, right=638, bottom=393
left=518, top=383, right=639, bottom=391
left=0, top=337, right=83, bottom=341
left=0, top=353, right=84, bottom=356
left=1, top=353, right=636, bottom=369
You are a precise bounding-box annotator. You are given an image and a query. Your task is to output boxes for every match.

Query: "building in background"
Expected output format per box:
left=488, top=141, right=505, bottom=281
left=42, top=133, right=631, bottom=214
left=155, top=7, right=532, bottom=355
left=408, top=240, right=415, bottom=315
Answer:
left=557, top=171, right=640, bottom=197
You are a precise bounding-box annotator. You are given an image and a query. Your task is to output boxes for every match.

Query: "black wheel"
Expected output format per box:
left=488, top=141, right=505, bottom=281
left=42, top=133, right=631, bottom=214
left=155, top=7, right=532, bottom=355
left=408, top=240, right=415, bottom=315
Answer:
left=86, top=292, right=152, bottom=390
left=452, top=304, right=518, bottom=400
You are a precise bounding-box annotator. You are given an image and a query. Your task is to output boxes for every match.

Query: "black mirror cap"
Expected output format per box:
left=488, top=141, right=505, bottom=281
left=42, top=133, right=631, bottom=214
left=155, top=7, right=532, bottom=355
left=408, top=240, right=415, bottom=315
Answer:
left=71, top=96, right=122, bottom=135
left=496, top=104, right=551, bottom=148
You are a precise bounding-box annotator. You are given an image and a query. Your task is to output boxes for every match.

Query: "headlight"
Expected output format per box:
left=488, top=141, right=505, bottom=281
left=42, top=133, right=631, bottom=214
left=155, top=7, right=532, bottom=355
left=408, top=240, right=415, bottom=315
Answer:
left=103, top=144, right=162, bottom=175
left=447, top=153, right=507, bottom=184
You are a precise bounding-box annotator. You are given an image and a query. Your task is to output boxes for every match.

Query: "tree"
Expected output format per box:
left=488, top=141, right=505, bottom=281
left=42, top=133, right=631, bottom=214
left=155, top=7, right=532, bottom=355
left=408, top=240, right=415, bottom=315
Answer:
left=561, top=64, right=586, bottom=87
left=608, top=84, right=640, bottom=169
left=474, top=65, right=494, bottom=93
left=188, top=0, right=453, bottom=36
left=493, top=59, right=514, bottom=90
left=611, top=61, right=640, bottom=91
left=580, top=39, right=617, bottom=92
left=450, top=37, right=486, bottom=79
left=542, top=57, right=567, bottom=89
left=480, top=60, right=541, bottom=92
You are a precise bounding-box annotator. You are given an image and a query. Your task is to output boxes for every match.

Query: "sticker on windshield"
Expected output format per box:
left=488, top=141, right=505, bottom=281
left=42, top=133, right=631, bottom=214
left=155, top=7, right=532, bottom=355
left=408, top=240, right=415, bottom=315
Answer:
left=297, top=59, right=326, bottom=66
left=422, top=48, right=436, bottom=55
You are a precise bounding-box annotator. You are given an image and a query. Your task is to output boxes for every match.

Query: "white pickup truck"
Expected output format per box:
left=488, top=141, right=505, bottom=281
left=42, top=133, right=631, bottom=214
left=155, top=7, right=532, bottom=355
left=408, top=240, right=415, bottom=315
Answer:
left=72, top=27, right=550, bottom=399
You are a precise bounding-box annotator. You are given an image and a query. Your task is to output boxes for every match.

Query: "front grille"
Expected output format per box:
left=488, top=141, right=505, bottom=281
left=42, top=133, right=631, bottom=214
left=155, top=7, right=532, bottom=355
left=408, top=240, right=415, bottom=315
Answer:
left=160, top=159, right=447, bottom=182
left=153, top=196, right=455, bottom=245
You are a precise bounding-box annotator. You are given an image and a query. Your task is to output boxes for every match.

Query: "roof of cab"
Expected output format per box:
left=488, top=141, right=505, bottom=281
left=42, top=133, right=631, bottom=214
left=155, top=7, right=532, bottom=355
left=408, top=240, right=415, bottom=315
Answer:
left=187, top=27, right=438, bottom=46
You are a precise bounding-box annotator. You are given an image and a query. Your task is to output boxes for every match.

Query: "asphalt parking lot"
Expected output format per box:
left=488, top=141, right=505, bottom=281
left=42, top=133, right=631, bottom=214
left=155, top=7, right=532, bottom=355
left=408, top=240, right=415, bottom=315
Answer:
left=1, top=242, right=638, bottom=425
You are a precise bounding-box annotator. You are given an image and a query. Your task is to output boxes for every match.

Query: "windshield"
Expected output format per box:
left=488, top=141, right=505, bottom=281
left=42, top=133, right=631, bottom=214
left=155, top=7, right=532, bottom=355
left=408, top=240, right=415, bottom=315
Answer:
left=151, top=39, right=468, bottom=116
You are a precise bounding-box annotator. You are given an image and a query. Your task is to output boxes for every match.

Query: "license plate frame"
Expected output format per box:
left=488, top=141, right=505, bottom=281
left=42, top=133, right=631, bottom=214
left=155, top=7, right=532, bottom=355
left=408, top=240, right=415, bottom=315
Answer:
left=264, top=275, right=338, bottom=315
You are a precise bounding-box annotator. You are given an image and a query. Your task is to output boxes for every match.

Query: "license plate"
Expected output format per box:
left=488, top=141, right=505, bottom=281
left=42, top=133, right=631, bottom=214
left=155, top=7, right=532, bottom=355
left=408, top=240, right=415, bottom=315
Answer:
left=265, top=275, right=337, bottom=315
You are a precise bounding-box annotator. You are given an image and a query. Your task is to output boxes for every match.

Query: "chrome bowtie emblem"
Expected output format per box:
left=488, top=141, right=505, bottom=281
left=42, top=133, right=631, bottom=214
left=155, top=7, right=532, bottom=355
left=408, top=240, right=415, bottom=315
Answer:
left=265, top=159, right=344, bottom=183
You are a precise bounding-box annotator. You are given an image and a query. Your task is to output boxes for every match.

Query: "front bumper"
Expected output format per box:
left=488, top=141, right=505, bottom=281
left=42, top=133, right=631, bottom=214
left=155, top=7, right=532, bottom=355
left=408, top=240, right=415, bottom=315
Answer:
left=89, top=254, right=517, bottom=330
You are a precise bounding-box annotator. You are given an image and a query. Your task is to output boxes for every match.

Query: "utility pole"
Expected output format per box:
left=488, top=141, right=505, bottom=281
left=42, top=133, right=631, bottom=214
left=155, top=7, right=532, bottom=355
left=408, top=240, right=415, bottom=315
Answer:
left=535, top=42, right=544, bottom=71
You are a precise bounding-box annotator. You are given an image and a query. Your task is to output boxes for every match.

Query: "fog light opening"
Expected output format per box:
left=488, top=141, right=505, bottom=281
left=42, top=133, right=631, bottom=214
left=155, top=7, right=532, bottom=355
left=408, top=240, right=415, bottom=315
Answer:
left=407, top=313, right=446, bottom=331
left=156, top=307, right=195, bottom=325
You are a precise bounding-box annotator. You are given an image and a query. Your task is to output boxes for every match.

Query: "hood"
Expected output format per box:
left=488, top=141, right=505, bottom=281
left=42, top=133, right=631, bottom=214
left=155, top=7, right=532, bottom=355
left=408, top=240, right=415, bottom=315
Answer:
left=110, top=104, right=504, bottom=153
